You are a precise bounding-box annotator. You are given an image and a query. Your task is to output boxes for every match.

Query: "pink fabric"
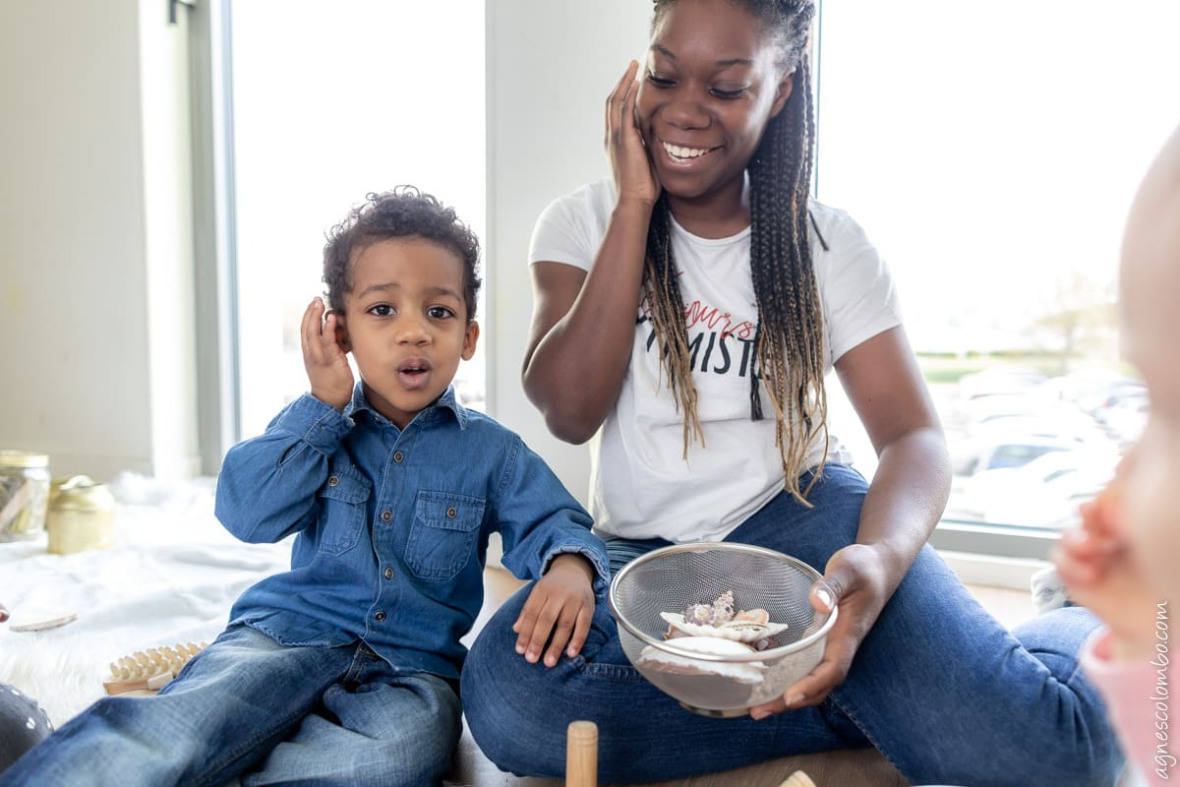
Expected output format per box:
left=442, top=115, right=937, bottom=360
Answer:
left=1081, top=628, right=1176, bottom=786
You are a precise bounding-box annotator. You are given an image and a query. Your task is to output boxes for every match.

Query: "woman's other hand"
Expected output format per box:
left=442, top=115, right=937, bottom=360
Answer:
left=749, top=543, right=889, bottom=718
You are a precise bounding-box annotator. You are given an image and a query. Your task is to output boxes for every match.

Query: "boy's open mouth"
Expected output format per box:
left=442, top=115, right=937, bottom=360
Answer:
left=397, top=358, right=431, bottom=387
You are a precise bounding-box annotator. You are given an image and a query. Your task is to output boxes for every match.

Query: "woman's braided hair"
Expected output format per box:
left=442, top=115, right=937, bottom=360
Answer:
left=647, top=0, right=827, bottom=504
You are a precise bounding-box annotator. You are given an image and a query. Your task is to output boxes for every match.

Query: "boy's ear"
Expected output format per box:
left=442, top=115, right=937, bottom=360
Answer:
left=332, top=311, right=351, bottom=352
left=769, top=71, right=795, bottom=119
left=461, top=321, right=480, bottom=361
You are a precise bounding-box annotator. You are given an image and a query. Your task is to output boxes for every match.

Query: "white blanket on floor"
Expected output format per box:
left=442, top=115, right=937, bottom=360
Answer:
left=0, top=474, right=292, bottom=726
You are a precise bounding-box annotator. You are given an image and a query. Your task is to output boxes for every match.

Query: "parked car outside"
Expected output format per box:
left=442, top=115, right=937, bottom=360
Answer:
left=946, top=448, right=1119, bottom=528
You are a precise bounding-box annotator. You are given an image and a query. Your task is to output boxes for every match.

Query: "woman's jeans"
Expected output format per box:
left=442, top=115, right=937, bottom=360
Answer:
left=0, top=625, right=461, bottom=787
left=461, top=464, right=1123, bottom=786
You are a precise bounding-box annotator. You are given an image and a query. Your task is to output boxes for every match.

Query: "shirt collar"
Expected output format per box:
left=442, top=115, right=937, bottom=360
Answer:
left=344, top=383, right=469, bottom=430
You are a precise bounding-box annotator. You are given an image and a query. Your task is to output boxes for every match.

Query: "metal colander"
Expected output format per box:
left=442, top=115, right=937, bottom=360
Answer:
left=609, top=542, right=837, bottom=717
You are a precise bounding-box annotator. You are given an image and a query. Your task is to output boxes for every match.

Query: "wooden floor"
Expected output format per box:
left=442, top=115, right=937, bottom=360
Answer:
left=444, top=565, right=1036, bottom=787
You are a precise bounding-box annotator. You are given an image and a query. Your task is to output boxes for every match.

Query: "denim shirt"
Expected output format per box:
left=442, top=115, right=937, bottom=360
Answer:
left=215, top=385, right=609, bottom=681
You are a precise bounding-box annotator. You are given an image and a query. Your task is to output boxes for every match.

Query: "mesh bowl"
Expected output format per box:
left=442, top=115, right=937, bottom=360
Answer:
left=609, top=542, right=836, bottom=718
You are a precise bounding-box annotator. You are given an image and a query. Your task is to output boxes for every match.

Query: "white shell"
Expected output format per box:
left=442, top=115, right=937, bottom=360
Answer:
left=660, top=612, right=788, bottom=642
left=637, top=636, right=765, bottom=684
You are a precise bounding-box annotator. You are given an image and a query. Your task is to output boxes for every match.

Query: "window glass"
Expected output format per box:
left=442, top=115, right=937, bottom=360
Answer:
left=815, top=1, right=1179, bottom=530
left=230, top=1, right=486, bottom=439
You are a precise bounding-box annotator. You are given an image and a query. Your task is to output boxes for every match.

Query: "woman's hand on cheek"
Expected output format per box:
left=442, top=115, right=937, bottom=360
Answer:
left=749, top=544, right=889, bottom=720
left=605, top=60, right=661, bottom=209
left=301, top=298, right=354, bottom=411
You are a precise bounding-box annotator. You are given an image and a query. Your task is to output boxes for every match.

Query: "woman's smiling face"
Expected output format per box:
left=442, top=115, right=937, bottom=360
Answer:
left=636, top=0, right=794, bottom=206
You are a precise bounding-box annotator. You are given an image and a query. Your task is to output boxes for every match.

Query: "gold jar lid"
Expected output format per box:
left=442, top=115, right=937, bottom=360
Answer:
left=51, top=476, right=115, bottom=512
left=0, top=450, right=49, bottom=468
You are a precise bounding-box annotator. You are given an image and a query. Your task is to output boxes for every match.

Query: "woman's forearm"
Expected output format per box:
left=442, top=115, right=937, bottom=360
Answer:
left=854, top=426, right=951, bottom=589
left=523, top=200, right=654, bottom=443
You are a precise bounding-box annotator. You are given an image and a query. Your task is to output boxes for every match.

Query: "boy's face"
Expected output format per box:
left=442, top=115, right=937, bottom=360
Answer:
left=1116, top=132, right=1180, bottom=594
left=338, top=236, right=478, bottom=429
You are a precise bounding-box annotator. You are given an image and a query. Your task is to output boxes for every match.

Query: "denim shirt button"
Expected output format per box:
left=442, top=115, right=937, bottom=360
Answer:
left=384, top=567, right=394, bottom=580
left=446, top=507, right=457, bottom=518
left=327, top=475, right=339, bottom=487
left=375, top=611, right=386, bottom=622
left=393, top=451, right=404, bottom=463
left=381, top=510, right=392, bottom=522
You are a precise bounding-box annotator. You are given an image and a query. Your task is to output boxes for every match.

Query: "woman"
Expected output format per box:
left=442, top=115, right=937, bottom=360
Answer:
left=462, top=1, right=1122, bottom=784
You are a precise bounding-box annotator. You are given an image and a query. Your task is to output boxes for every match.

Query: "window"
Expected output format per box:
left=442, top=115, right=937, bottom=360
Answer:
left=814, top=1, right=1180, bottom=556
left=228, top=1, right=486, bottom=439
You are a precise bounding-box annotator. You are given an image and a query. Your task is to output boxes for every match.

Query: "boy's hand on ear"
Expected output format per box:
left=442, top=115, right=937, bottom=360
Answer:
left=513, top=554, right=596, bottom=668
left=301, top=298, right=354, bottom=411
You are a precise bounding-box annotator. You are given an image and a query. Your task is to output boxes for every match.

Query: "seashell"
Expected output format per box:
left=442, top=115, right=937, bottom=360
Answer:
left=636, top=636, right=765, bottom=684
left=660, top=612, right=788, bottom=643
left=683, top=589, right=735, bottom=627
left=734, top=608, right=770, bottom=625
left=720, top=620, right=789, bottom=639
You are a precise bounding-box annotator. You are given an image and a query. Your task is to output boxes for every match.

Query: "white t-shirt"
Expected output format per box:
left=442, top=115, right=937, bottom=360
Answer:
left=528, top=178, right=902, bottom=542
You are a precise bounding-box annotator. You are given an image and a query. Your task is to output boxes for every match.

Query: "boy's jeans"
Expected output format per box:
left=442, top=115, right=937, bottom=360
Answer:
left=462, top=464, right=1124, bottom=787
left=0, top=625, right=461, bottom=787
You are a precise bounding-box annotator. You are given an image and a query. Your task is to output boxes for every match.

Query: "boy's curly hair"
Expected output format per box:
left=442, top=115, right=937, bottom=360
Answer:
left=322, top=186, right=482, bottom=321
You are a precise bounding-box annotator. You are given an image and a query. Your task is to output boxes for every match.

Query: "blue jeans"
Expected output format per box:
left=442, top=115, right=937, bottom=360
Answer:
left=0, top=625, right=461, bottom=787
left=461, top=465, right=1123, bottom=786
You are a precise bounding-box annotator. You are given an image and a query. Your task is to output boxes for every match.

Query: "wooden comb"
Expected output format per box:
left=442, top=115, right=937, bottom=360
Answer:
left=103, top=642, right=207, bottom=695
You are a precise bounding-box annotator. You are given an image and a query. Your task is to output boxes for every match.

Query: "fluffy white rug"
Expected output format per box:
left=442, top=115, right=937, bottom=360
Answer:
left=0, top=474, right=291, bottom=726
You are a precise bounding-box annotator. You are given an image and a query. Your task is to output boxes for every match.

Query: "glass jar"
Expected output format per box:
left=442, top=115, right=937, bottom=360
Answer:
left=0, top=450, right=51, bottom=541
left=47, top=475, right=116, bottom=554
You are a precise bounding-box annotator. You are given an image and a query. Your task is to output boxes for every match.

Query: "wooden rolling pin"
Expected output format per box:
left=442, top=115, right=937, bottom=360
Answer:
left=566, top=720, right=598, bottom=787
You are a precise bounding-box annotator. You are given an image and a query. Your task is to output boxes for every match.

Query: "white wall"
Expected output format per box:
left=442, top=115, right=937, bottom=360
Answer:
left=0, top=0, right=198, bottom=482
left=486, top=1, right=651, bottom=502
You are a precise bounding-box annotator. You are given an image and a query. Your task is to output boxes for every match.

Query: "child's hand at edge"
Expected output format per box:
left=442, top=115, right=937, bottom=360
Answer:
left=513, top=553, right=596, bottom=667
left=301, top=298, right=354, bottom=411
left=1052, top=486, right=1158, bottom=661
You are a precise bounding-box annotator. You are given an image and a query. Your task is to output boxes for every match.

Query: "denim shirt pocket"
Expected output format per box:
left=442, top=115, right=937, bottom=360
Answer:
left=405, top=490, right=486, bottom=580
left=314, top=467, right=371, bottom=556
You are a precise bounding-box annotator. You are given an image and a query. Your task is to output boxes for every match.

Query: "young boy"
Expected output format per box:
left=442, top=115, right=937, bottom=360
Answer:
left=0, top=187, right=609, bottom=786
left=1054, top=121, right=1180, bottom=786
